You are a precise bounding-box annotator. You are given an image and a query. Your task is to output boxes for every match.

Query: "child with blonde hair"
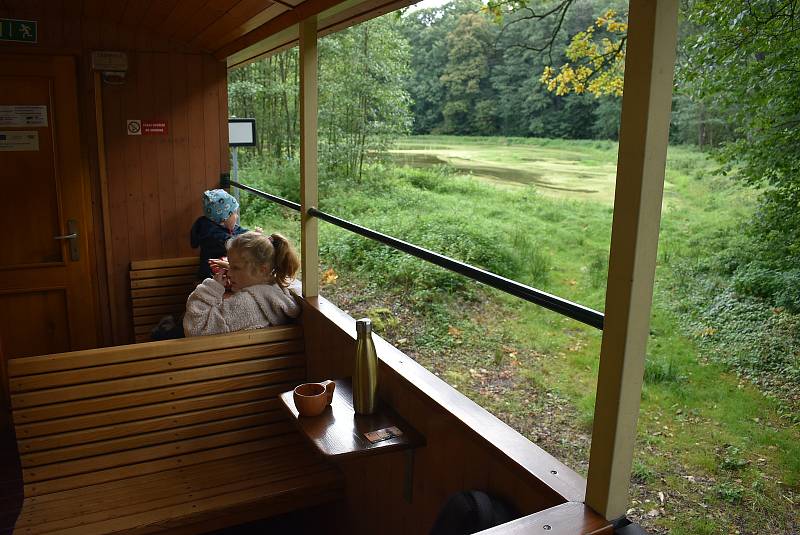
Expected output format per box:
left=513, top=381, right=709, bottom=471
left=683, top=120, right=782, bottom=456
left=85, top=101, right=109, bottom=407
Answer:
left=183, top=231, right=301, bottom=336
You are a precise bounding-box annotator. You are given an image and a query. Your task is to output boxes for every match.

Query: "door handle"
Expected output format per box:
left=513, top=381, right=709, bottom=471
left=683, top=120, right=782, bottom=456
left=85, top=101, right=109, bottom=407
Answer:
left=53, top=220, right=80, bottom=261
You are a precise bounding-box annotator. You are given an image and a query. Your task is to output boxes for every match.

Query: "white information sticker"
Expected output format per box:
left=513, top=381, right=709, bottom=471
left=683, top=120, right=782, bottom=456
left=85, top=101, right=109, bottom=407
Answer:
left=0, top=130, right=39, bottom=151
left=0, top=105, right=48, bottom=127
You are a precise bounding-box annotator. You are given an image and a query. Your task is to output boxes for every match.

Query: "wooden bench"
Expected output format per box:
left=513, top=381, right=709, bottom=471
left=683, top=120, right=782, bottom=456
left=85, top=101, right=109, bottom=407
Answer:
left=7, top=327, right=343, bottom=534
left=129, top=257, right=199, bottom=342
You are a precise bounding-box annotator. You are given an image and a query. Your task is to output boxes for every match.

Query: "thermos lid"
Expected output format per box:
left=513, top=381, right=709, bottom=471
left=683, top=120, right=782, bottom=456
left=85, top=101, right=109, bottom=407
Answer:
left=356, top=318, right=372, bottom=335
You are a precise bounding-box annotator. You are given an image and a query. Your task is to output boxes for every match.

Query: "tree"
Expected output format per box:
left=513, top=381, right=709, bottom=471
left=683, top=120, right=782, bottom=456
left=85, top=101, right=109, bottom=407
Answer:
left=229, top=53, right=300, bottom=162
left=681, top=0, right=800, bottom=308
left=440, top=13, right=499, bottom=134
left=229, top=16, right=412, bottom=180
left=398, top=0, right=624, bottom=139
left=400, top=0, right=480, bottom=133
left=491, top=1, right=607, bottom=138
left=319, top=16, right=412, bottom=179
left=681, top=0, right=800, bottom=191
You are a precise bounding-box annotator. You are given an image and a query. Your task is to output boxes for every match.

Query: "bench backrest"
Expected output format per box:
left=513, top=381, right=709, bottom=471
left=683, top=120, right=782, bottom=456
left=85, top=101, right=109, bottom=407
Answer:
left=130, top=257, right=199, bottom=342
left=8, top=327, right=305, bottom=498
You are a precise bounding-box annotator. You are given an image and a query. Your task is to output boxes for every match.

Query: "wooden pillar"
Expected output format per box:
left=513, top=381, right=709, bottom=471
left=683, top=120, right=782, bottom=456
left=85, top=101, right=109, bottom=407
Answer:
left=299, top=16, right=319, bottom=297
left=585, top=0, right=679, bottom=520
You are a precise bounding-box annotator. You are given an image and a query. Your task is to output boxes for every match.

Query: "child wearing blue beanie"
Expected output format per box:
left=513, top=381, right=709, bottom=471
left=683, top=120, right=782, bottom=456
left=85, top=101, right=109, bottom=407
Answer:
left=190, top=189, right=248, bottom=280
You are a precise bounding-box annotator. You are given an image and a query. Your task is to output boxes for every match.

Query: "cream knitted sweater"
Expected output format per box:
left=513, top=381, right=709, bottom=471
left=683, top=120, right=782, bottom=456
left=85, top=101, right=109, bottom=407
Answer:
left=183, top=278, right=301, bottom=337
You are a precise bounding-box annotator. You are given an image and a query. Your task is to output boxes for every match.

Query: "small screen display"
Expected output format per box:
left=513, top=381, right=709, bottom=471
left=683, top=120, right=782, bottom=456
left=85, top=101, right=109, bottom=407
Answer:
left=228, top=119, right=256, bottom=146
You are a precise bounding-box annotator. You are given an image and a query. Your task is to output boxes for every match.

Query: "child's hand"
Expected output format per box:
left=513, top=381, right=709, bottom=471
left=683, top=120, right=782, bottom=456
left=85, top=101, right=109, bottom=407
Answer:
left=209, top=258, right=230, bottom=272
left=212, top=270, right=228, bottom=287
left=209, top=257, right=231, bottom=290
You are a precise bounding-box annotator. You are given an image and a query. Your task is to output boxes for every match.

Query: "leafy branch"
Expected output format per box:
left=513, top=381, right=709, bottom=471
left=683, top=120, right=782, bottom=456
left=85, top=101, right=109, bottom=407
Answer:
left=539, top=9, right=628, bottom=97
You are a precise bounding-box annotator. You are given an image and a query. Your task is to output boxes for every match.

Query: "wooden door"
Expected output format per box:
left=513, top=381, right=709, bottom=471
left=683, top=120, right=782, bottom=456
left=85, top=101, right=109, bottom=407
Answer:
left=0, top=56, right=98, bottom=362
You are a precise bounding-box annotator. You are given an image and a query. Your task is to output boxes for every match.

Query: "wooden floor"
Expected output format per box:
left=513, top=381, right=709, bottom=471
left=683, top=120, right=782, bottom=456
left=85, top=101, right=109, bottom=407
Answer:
left=0, top=430, right=23, bottom=535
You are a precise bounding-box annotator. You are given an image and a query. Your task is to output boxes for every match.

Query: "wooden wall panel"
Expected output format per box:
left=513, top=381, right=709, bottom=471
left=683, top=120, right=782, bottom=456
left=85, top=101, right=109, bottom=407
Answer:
left=186, top=54, right=208, bottom=250
left=102, top=51, right=227, bottom=344
left=0, top=5, right=229, bottom=345
left=153, top=54, right=180, bottom=259
left=137, top=53, right=162, bottom=261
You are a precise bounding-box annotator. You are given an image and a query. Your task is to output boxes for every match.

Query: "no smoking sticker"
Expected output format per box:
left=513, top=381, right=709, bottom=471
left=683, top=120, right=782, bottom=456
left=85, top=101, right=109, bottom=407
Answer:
left=126, top=120, right=141, bottom=136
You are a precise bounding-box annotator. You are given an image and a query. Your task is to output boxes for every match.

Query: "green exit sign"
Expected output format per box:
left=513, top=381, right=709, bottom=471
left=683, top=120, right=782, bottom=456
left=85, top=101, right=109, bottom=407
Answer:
left=0, top=19, right=37, bottom=43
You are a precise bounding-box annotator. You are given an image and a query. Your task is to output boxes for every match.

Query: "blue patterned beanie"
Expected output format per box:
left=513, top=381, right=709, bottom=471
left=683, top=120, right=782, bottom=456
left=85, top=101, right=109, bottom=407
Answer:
left=202, top=189, right=239, bottom=225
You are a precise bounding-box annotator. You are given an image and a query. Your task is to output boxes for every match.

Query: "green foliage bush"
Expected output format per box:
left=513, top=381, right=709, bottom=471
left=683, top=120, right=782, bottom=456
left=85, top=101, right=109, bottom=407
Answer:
left=718, top=445, right=748, bottom=471
left=240, top=162, right=300, bottom=201
left=680, top=0, right=800, bottom=320
left=697, top=188, right=800, bottom=314
left=715, top=482, right=744, bottom=505
left=731, top=265, right=800, bottom=313
left=674, top=277, right=800, bottom=389
left=510, top=230, right=550, bottom=286
left=587, top=254, right=608, bottom=289
left=320, top=212, right=526, bottom=293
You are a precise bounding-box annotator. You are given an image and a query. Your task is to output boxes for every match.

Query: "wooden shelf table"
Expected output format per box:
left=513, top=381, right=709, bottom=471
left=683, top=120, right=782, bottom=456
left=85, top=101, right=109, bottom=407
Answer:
left=280, top=378, right=424, bottom=458
left=280, top=378, right=424, bottom=500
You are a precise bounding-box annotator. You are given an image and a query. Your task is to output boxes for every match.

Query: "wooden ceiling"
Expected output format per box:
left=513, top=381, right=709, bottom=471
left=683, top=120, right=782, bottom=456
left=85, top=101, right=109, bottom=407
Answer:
left=0, top=0, right=418, bottom=68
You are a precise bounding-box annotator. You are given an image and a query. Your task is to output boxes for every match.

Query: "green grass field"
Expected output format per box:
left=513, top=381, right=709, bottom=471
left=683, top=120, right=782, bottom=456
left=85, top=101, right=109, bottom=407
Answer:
left=239, top=135, right=798, bottom=534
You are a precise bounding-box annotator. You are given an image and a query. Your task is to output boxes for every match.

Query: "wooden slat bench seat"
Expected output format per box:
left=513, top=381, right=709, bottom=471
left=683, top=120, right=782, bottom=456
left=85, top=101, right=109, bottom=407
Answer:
left=8, top=327, right=343, bottom=534
left=130, top=257, right=200, bottom=343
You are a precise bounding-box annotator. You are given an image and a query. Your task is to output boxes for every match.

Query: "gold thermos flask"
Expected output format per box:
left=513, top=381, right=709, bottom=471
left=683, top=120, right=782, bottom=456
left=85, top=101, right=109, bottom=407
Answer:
left=353, top=318, right=378, bottom=415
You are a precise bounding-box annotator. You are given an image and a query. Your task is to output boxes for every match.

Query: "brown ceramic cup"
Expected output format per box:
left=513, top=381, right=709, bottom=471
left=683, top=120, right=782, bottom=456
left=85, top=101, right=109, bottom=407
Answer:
left=293, top=380, right=336, bottom=417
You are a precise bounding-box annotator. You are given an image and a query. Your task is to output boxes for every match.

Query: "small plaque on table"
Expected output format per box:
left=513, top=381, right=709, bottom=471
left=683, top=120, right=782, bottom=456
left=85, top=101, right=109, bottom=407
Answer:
left=365, top=426, right=403, bottom=443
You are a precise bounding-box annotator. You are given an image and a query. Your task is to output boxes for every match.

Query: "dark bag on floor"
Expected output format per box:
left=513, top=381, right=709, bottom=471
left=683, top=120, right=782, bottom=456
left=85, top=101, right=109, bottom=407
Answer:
left=430, top=490, right=518, bottom=535
left=150, top=314, right=185, bottom=341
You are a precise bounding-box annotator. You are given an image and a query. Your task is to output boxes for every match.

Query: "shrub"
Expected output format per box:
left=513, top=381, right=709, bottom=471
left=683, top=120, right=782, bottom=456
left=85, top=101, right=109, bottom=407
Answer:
left=673, top=281, right=800, bottom=389
left=731, top=263, right=784, bottom=301
left=320, top=214, right=525, bottom=293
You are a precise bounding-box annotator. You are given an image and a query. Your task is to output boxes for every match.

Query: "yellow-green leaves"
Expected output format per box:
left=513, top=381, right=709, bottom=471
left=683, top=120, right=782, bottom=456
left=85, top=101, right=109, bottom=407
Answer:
left=540, top=9, right=627, bottom=97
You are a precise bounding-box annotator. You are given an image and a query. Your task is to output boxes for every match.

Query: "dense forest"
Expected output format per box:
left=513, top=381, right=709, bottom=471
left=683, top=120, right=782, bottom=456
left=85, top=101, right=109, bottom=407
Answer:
left=228, top=0, right=743, bottom=164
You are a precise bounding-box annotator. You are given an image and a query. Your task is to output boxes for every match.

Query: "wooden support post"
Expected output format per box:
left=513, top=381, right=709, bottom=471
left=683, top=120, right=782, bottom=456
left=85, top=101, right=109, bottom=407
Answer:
left=299, top=16, right=319, bottom=298
left=585, top=0, right=679, bottom=520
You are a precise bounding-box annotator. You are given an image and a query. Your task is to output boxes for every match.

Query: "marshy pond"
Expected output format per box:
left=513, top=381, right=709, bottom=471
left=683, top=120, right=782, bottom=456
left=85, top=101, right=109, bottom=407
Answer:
left=385, top=138, right=621, bottom=203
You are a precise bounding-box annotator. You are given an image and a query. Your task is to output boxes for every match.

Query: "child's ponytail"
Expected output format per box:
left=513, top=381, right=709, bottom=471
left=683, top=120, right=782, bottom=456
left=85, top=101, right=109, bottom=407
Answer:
left=269, top=233, right=300, bottom=287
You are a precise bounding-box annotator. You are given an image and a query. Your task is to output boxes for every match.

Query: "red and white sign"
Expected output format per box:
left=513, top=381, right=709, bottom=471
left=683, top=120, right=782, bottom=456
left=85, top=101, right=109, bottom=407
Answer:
left=142, top=120, right=168, bottom=135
